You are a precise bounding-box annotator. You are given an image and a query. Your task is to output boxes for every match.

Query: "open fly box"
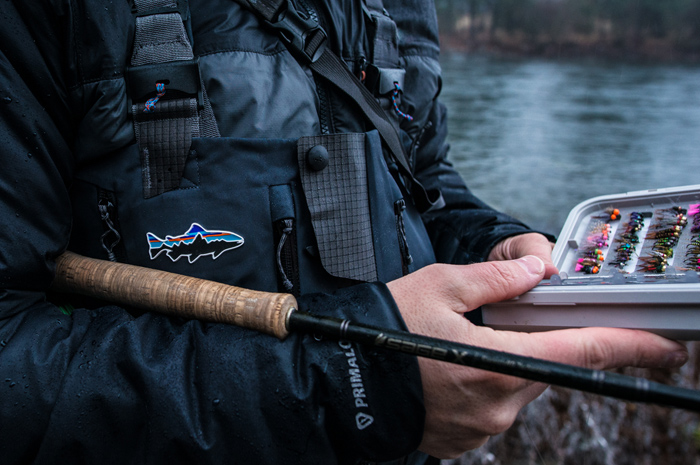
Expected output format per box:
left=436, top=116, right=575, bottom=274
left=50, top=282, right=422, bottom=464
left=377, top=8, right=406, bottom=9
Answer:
left=482, top=185, right=700, bottom=340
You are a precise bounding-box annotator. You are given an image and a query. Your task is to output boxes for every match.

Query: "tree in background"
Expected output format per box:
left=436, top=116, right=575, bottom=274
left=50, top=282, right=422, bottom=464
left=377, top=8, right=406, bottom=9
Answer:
left=436, top=0, right=700, bottom=57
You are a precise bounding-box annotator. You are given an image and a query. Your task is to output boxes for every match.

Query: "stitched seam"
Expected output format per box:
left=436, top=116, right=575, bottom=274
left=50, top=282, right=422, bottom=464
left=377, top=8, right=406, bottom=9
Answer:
left=179, top=151, right=201, bottom=190
left=69, top=0, right=84, bottom=84
left=68, top=76, right=124, bottom=92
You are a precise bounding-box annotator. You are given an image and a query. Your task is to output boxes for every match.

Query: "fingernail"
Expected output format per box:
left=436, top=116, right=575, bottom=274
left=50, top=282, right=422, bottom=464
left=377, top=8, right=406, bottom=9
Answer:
left=515, top=255, right=545, bottom=276
left=664, top=350, right=689, bottom=368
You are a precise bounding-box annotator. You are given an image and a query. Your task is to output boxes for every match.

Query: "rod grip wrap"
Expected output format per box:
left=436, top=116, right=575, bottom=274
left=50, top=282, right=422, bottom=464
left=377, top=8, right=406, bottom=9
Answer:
left=51, top=251, right=294, bottom=339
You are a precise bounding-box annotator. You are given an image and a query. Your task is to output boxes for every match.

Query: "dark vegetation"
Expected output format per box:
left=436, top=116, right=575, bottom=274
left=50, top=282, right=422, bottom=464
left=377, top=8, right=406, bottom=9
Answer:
left=436, top=0, right=700, bottom=61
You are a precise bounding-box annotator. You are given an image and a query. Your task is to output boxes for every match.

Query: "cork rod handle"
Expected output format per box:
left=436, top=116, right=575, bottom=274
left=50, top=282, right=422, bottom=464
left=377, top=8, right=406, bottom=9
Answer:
left=51, top=251, right=295, bottom=339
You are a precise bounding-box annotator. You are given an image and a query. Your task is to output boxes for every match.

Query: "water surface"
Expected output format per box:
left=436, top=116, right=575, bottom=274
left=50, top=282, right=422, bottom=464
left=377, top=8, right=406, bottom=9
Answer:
left=440, top=53, right=700, bottom=236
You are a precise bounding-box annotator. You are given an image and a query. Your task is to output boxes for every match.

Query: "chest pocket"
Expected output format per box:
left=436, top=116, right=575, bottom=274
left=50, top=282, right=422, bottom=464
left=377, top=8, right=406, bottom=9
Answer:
left=71, top=131, right=434, bottom=297
left=297, top=131, right=435, bottom=285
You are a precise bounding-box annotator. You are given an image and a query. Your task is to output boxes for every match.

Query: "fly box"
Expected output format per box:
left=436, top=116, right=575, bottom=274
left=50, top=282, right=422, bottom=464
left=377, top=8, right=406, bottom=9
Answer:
left=482, top=185, right=700, bottom=340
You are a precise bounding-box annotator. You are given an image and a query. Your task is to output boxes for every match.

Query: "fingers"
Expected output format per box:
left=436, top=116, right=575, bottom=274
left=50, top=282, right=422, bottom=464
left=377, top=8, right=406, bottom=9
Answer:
left=388, top=258, right=547, bottom=341
left=480, top=325, right=688, bottom=371
left=389, top=259, right=690, bottom=460
left=416, top=325, right=689, bottom=458
left=451, top=256, right=546, bottom=312
left=525, top=327, right=689, bottom=370
left=488, top=233, right=559, bottom=278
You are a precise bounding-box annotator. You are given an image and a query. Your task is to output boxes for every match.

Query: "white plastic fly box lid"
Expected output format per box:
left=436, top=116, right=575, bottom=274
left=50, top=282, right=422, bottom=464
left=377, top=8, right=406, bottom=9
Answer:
left=482, top=184, right=700, bottom=340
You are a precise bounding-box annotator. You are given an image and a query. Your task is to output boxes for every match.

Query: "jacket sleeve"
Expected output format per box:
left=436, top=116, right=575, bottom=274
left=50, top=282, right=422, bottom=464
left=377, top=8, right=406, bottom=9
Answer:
left=0, top=3, right=424, bottom=464
left=387, top=0, right=551, bottom=265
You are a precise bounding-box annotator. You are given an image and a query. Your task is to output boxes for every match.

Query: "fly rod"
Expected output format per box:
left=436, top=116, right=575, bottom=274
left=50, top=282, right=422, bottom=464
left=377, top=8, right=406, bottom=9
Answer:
left=52, top=251, right=700, bottom=412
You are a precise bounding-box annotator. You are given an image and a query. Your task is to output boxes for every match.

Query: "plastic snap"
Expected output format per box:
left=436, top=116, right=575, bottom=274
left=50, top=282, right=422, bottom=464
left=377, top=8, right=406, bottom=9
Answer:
left=307, top=145, right=329, bottom=171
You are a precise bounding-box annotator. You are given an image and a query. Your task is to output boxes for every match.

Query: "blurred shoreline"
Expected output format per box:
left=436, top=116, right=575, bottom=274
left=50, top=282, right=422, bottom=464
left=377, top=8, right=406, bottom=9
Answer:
left=440, top=31, right=700, bottom=63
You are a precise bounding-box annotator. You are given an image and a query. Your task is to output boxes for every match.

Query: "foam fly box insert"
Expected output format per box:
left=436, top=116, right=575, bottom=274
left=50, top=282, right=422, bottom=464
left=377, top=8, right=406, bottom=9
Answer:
left=482, top=185, right=700, bottom=340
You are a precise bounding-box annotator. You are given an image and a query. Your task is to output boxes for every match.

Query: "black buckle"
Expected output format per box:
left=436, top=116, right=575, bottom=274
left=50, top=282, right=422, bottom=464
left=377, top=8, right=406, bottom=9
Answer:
left=364, top=65, right=406, bottom=96
left=126, top=59, right=204, bottom=112
left=265, top=0, right=326, bottom=63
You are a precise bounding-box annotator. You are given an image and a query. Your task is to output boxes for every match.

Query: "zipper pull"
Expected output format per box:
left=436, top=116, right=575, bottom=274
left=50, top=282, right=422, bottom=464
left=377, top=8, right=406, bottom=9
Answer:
left=98, top=197, right=121, bottom=262
left=276, top=218, right=295, bottom=291
left=394, top=199, right=413, bottom=275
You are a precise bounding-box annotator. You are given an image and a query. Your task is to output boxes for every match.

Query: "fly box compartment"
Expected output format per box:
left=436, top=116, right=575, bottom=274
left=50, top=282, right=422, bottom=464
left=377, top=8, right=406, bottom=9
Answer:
left=482, top=185, right=700, bottom=340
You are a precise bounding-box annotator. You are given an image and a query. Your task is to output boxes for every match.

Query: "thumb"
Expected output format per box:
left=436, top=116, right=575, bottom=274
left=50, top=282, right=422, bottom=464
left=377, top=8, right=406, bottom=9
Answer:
left=453, top=255, right=546, bottom=313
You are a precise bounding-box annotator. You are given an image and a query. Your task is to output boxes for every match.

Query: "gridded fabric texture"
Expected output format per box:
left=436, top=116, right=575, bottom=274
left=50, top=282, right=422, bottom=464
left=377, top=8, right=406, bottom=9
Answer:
left=132, top=98, right=200, bottom=198
left=130, top=0, right=220, bottom=199
left=298, top=134, right=378, bottom=282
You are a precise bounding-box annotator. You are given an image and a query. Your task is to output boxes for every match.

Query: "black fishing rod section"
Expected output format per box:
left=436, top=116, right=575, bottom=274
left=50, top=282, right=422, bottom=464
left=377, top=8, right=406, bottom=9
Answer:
left=289, top=312, right=700, bottom=413
left=53, top=251, right=700, bottom=413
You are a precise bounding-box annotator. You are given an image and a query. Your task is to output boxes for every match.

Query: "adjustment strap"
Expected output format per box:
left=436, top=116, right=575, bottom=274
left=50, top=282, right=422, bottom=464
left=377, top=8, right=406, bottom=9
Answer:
left=128, top=0, right=219, bottom=199
left=361, top=0, right=405, bottom=97
left=232, top=0, right=443, bottom=213
left=310, top=51, right=443, bottom=213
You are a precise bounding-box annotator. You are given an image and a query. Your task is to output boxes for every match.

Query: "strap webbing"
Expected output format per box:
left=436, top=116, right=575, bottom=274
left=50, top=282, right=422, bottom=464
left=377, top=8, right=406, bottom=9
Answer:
left=311, top=51, right=443, bottom=212
left=130, top=0, right=219, bottom=199
left=363, top=0, right=400, bottom=69
left=232, top=0, right=443, bottom=212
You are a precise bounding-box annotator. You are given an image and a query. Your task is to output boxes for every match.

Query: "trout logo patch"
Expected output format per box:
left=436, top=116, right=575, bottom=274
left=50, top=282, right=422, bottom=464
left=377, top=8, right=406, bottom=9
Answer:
left=146, top=223, right=244, bottom=263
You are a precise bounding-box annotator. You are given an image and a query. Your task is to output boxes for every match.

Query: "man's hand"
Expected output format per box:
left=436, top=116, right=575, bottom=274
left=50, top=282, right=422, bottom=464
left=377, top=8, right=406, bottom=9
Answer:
left=488, top=233, right=558, bottom=278
left=387, top=257, right=688, bottom=459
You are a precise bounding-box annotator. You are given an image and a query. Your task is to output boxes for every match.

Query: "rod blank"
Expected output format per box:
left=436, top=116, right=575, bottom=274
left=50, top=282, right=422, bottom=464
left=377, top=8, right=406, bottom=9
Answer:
left=52, top=251, right=700, bottom=412
left=289, top=312, right=700, bottom=411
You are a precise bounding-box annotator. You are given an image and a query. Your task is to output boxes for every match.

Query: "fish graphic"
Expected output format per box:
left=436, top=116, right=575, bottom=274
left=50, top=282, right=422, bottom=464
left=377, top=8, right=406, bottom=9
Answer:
left=146, top=223, right=244, bottom=263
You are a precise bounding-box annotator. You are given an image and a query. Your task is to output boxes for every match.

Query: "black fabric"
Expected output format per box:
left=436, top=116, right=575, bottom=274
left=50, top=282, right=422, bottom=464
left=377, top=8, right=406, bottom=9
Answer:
left=233, top=0, right=443, bottom=213
left=0, top=0, right=546, bottom=464
left=364, top=1, right=401, bottom=68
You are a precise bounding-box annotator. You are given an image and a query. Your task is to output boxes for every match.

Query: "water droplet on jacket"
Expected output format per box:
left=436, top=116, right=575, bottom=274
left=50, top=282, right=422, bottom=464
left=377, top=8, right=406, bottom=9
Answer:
left=213, top=398, right=220, bottom=405
left=0, top=340, right=6, bottom=347
left=9, top=382, right=16, bottom=387
left=27, top=152, right=32, bottom=158
left=2, top=97, right=11, bottom=104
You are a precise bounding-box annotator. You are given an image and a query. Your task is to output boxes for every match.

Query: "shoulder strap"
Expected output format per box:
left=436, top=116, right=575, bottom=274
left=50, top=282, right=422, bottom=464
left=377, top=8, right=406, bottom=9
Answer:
left=361, top=0, right=405, bottom=98
left=233, top=0, right=443, bottom=213
left=127, top=0, right=220, bottom=199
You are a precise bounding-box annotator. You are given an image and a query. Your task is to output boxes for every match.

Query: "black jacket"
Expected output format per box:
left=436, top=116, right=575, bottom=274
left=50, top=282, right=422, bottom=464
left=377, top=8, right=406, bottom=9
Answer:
left=0, top=0, right=535, bottom=463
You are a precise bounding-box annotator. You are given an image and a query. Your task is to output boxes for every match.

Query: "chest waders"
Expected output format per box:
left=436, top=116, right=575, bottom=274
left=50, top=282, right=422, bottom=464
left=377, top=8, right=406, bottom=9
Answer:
left=68, top=0, right=438, bottom=298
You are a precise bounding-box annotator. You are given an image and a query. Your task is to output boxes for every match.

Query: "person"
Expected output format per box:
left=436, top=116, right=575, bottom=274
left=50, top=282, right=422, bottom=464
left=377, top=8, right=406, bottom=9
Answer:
left=0, top=0, right=687, bottom=464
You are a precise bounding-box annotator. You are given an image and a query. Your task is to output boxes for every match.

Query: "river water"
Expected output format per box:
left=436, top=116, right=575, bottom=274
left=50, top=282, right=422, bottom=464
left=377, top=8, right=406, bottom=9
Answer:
left=439, top=54, right=700, bottom=465
left=440, top=53, right=700, bottom=237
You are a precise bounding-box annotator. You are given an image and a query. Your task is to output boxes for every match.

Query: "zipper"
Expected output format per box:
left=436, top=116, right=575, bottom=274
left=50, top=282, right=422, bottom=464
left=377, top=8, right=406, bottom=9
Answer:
left=315, top=82, right=335, bottom=135
left=408, top=120, right=433, bottom=171
left=296, top=0, right=334, bottom=135
left=274, top=218, right=300, bottom=295
left=394, top=199, right=413, bottom=276
left=98, top=191, right=122, bottom=262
